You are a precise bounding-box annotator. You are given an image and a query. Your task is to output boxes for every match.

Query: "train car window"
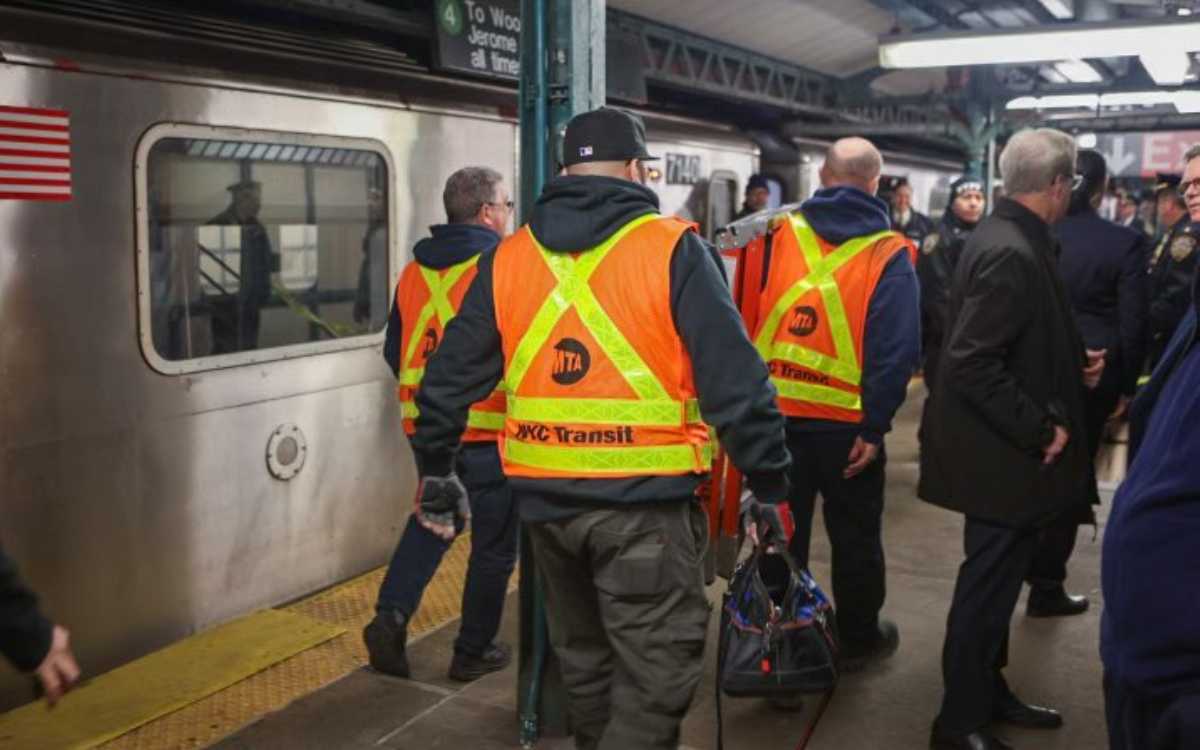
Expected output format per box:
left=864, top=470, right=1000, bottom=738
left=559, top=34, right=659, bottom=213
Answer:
left=139, top=129, right=391, bottom=373
left=707, top=170, right=739, bottom=238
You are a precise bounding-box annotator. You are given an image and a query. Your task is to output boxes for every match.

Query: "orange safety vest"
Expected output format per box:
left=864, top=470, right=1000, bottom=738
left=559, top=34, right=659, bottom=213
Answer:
left=754, top=213, right=909, bottom=423
left=490, top=213, right=713, bottom=478
left=395, top=256, right=506, bottom=442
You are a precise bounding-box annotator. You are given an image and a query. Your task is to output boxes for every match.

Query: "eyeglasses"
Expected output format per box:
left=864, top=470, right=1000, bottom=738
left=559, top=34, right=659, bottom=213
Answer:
left=1178, top=178, right=1200, bottom=196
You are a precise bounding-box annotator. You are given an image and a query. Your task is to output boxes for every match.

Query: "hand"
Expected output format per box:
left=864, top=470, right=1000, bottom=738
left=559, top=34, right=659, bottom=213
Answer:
left=844, top=436, right=880, bottom=479
left=414, top=474, right=470, bottom=541
left=1109, top=395, right=1130, bottom=422
left=35, top=626, right=80, bottom=707
left=1083, top=349, right=1107, bottom=389
left=739, top=490, right=795, bottom=548
left=1042, top=425, right=1069, bottom=465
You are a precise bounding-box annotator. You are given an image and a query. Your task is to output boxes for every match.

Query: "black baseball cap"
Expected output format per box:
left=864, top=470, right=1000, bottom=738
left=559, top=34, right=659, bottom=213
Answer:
left=562, top=107, right=658, bottom=167
left=1155, top=172, right=1182, bottom=193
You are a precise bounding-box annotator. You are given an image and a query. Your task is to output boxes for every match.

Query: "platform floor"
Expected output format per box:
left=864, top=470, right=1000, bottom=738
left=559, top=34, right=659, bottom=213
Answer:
left=214, top=393, right=1110, bottom=750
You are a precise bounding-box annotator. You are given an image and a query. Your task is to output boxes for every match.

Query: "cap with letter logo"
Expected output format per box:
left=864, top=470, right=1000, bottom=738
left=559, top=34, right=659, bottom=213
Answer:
left=562, top=107, right=658, bottom=167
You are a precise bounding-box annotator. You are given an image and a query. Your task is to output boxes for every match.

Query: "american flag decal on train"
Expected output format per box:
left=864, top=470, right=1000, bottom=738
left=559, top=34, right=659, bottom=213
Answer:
left=0, top=105, right=71, bottom=201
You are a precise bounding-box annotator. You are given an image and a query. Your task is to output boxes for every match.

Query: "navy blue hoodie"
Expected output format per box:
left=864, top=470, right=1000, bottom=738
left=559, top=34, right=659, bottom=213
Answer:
left=382, top=223, right=501, bottom=376
left=1102, top=273, right=1200, bottom=697
left=789, top=187, right=922, bottom=445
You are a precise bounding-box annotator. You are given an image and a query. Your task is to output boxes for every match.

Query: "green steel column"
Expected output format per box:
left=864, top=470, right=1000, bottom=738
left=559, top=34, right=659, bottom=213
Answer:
left=516, top=1, right=605, bottom=746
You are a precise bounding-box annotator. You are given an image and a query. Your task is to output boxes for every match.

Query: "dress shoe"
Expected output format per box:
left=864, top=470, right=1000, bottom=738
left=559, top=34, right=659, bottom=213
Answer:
left=840, top=618, right=900, bottom=673
left=448, top=641, right=512, bottom=682
left=993, top=696, right=1063, bottom=729
left=930, top=727, right=1013, bottom=750
left=1026, top=585, right=1089, bottom=618
left=363, top=610, right=410, bottom=678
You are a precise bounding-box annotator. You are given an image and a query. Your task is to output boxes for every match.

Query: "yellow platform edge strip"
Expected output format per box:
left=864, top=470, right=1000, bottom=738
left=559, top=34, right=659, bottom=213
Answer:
left=0, top=609, right=344, bottom=750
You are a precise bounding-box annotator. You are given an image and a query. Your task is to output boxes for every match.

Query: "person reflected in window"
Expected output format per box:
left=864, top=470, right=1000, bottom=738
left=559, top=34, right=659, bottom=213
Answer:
left=354, top=186, right=389, bottom=331
left=208, top=179, right=274, bottom=354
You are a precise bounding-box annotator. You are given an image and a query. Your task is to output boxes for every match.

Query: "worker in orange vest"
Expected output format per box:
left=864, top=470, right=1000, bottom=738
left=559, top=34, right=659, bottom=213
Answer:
left=364, top=167, right=516, bottom=684
left=754, top=137, right=920, bottom=672
left=408, top=108, right=792, bottom=749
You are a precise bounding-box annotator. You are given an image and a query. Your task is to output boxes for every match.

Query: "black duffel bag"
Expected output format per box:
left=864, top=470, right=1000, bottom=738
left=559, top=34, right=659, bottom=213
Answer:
left=716, top=545, right=839, bottom=749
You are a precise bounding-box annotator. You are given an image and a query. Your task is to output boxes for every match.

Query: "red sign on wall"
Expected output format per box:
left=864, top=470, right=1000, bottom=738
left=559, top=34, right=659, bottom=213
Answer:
left=0, top=105, right=71, bottom=201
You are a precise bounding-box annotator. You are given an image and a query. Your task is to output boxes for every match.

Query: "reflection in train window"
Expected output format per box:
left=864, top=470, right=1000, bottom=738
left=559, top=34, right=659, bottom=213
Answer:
left=145, top=136, right=389, bottom=363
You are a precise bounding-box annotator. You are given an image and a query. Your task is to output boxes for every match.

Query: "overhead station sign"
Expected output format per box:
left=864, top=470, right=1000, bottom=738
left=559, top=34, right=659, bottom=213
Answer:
left=433, top=0, right=520, bottom=81
left=1094, top=131, right=1200, bottom=178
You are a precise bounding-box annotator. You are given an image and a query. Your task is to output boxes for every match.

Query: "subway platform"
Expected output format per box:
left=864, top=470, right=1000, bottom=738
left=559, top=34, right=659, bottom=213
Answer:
left=210, top=391, right=1110, bottom=750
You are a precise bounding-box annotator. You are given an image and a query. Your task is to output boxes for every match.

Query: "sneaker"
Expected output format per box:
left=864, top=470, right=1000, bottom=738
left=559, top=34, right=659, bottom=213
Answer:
left=363, top=611, right=410, bottom=678
left=840, top=619, right=900, bottom=673
left=448, top=641, right=513, bottom=682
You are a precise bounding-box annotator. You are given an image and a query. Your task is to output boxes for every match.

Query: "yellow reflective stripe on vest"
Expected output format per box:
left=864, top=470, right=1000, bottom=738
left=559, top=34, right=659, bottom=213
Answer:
left=506, top=214, right=664, bottom=399
left=400, top=400, right=504, bottom=430
left=755, top=215, right=894, bottom=391
left=399, top=257, right=479, bottom=388
left=771, top=378, right=863, bottom=410
left=504, top=439, right=713, bottom=474
left=508, top=395, right=702, bottom=427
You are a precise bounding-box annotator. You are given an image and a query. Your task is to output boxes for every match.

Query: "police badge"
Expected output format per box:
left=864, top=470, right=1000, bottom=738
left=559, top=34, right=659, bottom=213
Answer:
left=922, top=233, right=940, bottom=255
left=1170, top=234, right=1196, bottom=262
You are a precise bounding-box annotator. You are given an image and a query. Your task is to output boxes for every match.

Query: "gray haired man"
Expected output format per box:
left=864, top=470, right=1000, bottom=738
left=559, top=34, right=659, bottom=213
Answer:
left=919, top=129, right=1104, bottom=750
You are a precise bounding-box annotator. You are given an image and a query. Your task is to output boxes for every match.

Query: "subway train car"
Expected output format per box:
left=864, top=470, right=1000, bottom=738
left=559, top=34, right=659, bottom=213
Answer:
left=0, top=9, right=959, bottom=710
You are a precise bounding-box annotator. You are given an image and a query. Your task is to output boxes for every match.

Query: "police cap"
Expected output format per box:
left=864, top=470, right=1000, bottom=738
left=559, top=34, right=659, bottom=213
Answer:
left=562, top=107, right=658, bottom=167
left=1154, top=173, right=1182, bottom=194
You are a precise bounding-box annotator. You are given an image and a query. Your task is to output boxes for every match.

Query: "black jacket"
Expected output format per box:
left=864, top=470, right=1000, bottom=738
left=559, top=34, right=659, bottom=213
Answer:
left=916, top=211, right=976, bottom=389
left=918, top=199, right=1096, bottom=527
left=1, top=543, right=52, bottom=672
left=412, top=176, right=791, bottom=520
left=1147, top=218, right=1199, bottom=368
left=1055, top=209, right=1149, bottom=396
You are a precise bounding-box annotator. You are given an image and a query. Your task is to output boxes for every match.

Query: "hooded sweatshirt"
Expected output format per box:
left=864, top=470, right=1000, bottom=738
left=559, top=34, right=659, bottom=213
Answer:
left=382, top=223, right=501, bottom=377
left=787, top=187, right=922, bottom=444
left=411, top=175, right=791, bottom=521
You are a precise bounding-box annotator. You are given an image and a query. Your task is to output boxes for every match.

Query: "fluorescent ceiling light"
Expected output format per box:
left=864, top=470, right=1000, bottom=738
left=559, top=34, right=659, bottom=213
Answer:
left=1037, top=0, right=1074, bottom=19
left=1055, top=60, right=1102, bottom=83
left=1006, top=94, right=1098, bottom=110
left=1076, top=132, right=1098, bottom=149
left=1141, top=51, right=1191, bottom=85
left=880, top=19, right=1200, bottom=69
left=1010, top=90, right=1200, bottom=114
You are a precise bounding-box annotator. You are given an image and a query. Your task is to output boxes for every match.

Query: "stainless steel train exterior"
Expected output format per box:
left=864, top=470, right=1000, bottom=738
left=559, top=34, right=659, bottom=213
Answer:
left=0, top=42, right=781, bottom=708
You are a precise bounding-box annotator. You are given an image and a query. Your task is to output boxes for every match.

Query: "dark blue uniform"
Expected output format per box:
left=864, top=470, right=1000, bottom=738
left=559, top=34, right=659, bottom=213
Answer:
left=893, top=209, right=935, bottom=250
left=1146, top=218, right=1198, bottom=369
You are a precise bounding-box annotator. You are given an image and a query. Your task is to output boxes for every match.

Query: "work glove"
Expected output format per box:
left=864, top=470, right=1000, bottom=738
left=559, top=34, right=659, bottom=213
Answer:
left=739, top=489, right=795, bottom=548
left=414, top=474, right=470, bottom=541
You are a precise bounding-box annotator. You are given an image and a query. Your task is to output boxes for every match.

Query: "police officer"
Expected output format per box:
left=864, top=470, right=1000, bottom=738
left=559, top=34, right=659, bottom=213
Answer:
left=891, top=178, right=935, bottom=248
left=917, top=175, right=985, bottom=390
left=1147, top=172, right=1198, bottom=369
left=363, top=167, right=517, bottom=683
left=1025, top=150, right=1148, bottom=618
left=755, top=137, right=920, bottom=671
left=408, top=108, right=791, bottom=749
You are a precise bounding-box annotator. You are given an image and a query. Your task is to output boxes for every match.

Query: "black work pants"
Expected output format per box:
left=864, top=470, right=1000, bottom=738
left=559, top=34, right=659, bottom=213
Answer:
left=527, top=500, right=711, bottom=750
left=937, top=517, right=1040, bottom=734
left=1028, top=362, right=1119, bottom=586
left=785, top=429, right=886, bottom=646
left=1106, top=673, right=1200, bottom=750
left=376, top=442, right=517, bottom=657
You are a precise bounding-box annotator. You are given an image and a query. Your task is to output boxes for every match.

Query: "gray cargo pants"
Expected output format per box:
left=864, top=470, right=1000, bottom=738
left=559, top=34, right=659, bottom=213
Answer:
left=527, top=500, right=712, bottom=750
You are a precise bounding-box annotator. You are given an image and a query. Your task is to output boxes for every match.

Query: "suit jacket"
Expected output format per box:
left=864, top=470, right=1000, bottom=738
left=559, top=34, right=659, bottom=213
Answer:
left=918, top=199, right=1096, bottom=526
left=1055, top=210, right=1149, bottom=396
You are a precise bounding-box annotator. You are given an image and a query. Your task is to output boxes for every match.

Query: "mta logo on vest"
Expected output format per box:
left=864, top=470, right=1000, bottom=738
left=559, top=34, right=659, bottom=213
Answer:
left=552, top=338, right=591, bottom=385
left=421, top=328, right=439, bottom=358
left=788, top=305, right=820, bottom=337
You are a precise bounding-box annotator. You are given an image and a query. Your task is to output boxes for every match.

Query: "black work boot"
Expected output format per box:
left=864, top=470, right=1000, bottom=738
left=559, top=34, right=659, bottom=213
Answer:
left=363, top=610, right=410, bottom=678
left=448, top=641, right=512, bottom=682
left=840, top=618, right=900, bottom=673
left=1026, top=584, right=1089, bottom=618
